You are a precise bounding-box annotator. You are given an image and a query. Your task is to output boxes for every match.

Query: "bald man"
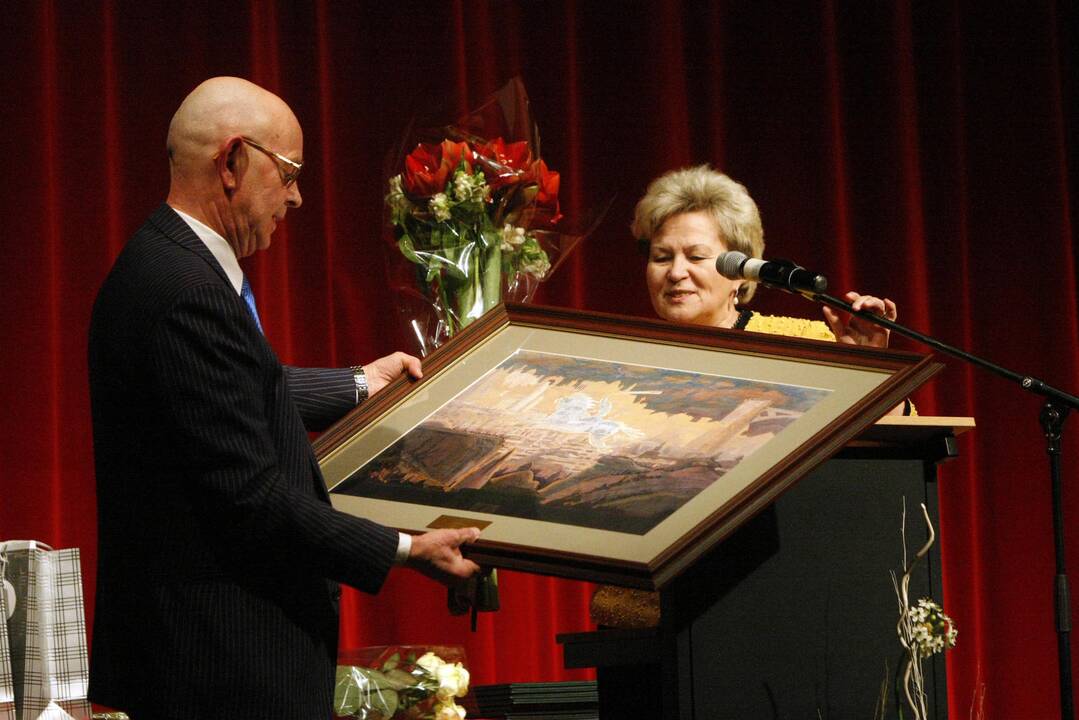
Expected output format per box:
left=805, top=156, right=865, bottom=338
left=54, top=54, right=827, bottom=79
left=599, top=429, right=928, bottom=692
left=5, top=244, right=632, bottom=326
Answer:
left=88, top=77, right=481, bottom=719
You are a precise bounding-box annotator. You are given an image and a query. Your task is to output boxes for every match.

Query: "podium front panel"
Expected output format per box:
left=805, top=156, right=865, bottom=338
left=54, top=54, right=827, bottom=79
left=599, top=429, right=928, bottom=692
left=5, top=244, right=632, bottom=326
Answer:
left=667, top=456, right=946, bottom=719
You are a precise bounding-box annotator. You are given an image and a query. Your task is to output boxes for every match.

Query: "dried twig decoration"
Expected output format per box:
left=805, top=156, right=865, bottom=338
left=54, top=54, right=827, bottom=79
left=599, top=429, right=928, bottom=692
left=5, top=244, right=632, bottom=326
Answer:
left=891, top=500, right=957, bottom=720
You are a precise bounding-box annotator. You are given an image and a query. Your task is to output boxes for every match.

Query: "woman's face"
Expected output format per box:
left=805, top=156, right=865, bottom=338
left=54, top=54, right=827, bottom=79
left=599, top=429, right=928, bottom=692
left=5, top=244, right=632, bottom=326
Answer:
left=646, top=210, right=742, bottom=327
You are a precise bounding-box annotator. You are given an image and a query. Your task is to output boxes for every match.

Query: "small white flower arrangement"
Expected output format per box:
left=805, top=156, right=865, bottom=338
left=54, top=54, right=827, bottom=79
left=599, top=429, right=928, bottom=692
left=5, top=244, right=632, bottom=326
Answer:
left=335, top=646, right=470, bottom=720
left=906, top=597, right=958, bottom=658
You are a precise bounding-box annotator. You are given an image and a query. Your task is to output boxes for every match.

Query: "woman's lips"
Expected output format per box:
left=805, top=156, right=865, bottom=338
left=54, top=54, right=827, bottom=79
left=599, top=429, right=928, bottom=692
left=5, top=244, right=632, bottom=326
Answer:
left=665, top=289, right=695, bottom=302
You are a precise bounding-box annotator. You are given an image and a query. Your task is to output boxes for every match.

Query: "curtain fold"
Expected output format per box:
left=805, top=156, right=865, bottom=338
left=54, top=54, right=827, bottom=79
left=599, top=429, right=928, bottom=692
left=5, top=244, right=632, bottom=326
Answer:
left=1, top=1, right=1075, bottom=716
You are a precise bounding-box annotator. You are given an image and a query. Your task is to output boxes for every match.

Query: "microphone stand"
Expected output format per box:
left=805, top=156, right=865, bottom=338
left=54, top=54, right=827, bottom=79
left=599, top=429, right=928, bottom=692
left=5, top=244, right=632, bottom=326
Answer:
left=794, top=286, right=1079, bottom=720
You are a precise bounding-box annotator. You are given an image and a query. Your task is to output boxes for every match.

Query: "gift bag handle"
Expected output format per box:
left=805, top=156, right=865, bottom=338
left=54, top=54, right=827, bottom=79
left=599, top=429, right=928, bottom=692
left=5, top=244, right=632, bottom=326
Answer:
left=0, top=540, right=55, bottom=553
left=0, top=548, right=15, bottom=619
left=0, top=541, right=59, bottom=628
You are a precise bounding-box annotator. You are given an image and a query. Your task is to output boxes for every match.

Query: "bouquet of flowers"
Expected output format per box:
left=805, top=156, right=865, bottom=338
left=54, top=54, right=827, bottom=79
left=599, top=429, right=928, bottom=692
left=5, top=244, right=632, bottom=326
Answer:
left=385, top=78, right=602, bottom=354
left=334, top=646, right=469, bottom=720
left=904, top=597, right=958, bottom=658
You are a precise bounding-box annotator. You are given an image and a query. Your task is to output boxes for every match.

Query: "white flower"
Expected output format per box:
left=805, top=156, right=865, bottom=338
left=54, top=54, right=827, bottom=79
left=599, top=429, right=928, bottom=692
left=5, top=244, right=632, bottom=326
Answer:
left=430, top=193, right=451, bottom=222
left=517, top=239, right=552, bottom=278
left=385, top=174, right=413, bottom=214
left=434, top=700, right=468, bottom=720
left=451, top=169, right=490, bottom=202
left=415, top=651, right=444, bottom=676
left=500, top=224, right=527, bottom=252
left=906, top=598, right=957, bottom=657
left=453, top=172, right=473, bottom=199
left=520, top=253, right=548, bottom=276
left=434, top=661, right=470, bottom=701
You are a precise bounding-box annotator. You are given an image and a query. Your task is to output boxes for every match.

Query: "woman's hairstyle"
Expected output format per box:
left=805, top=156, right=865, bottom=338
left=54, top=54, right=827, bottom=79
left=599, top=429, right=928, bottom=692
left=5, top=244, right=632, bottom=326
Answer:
left=631, top=164, right=765, bottom=304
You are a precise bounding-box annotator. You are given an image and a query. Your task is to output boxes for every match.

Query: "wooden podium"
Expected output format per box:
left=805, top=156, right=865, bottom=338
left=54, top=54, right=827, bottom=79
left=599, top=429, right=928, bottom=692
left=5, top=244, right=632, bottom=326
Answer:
left=558, top=417, right=972, bottom=720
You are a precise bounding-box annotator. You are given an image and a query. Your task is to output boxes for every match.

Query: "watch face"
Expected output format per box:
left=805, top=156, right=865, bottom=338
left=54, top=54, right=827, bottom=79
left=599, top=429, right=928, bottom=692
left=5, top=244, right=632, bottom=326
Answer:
left=353, top=368, right=368, bottom=399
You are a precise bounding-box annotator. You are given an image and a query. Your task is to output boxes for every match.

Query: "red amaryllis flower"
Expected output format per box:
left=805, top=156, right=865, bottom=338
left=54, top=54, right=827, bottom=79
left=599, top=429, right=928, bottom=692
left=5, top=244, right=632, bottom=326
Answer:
left=477, top=138, right=533, bottom=191
left=530, top=158, right=561, bottom=222
left=402, top=140, right=473, bottom=198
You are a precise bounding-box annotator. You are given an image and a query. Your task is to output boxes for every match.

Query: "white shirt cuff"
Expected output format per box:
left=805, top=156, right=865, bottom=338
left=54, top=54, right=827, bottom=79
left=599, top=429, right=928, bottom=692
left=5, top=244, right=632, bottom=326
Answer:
left=395, top=532, right=412, bottom=565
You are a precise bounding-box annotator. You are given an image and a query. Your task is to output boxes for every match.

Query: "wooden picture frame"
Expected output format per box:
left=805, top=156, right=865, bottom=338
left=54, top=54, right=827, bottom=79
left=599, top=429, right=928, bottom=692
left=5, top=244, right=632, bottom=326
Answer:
left=315, top=304, right=941, bottom=589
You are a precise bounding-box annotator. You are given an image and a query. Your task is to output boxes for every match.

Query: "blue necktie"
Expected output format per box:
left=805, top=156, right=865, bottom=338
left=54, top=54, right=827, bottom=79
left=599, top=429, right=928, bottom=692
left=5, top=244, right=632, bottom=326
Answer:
left=240, top=276, right=264, bottom=333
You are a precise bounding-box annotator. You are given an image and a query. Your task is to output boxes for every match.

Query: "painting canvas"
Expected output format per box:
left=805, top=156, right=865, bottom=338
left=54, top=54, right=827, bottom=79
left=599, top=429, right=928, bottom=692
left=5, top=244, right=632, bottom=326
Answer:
left=319, top=304, right=941, bottom=588
left=333, top=349, right=831, bottom=535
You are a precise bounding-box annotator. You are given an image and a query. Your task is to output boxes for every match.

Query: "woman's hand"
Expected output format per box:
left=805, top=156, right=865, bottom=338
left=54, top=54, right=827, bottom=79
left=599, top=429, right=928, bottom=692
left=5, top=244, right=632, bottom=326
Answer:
left=824, top=292, right=911, bottom=415
left=822, top=291, right=896, bottom=348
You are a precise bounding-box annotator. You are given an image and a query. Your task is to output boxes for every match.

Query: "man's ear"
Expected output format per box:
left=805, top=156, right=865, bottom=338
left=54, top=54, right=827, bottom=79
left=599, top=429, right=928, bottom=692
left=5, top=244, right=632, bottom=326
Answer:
left=215, top=136, right=245, bottom=194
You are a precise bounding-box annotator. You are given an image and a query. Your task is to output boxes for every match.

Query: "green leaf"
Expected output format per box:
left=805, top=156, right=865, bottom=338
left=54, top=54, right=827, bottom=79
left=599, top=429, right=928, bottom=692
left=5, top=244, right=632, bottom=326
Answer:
left=333, top=667, right=362, bottom=716
left=383, top=668, right=420, bottom=688
left=479, top=226, right=500, bottom=250
left=369, top=688, right=398, bottom=718
left=481, top=242, right=503, bottom=313
left=428, top=237, right=475, bottom=284
left=381, top=652, right=401, bottom=671
left=397, top=236, right=422, bottom=265
left=334, top=667, right=402, bottom=719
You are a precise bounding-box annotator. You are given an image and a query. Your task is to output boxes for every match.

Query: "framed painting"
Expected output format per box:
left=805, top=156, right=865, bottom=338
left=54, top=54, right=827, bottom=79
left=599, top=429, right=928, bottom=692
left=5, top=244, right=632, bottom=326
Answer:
left=315, top=304, right=941, bottom=589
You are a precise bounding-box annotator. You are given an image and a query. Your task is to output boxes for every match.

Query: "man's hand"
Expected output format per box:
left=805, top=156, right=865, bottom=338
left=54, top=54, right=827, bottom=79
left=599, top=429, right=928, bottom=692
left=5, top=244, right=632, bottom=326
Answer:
left=406, top=527, right=482, bottom=586
left=363, top=351, right=423, bottom=396
left=821, top=291, right=896, bottom=348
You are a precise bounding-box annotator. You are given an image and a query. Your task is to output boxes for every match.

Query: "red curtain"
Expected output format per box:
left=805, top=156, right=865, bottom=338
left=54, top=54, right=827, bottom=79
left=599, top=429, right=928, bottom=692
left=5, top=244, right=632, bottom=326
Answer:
left=1, top=1, right=1076, bottom=716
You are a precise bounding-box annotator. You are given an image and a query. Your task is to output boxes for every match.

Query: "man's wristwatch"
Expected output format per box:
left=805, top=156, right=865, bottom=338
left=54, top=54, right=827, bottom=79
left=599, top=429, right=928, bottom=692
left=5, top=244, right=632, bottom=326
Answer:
left=351, top=365, right=369, bottom=403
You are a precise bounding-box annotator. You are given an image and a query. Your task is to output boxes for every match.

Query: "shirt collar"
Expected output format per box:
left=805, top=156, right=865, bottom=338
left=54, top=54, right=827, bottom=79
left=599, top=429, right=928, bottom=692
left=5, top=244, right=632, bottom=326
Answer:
left=170, top=206, right=244, bottom=295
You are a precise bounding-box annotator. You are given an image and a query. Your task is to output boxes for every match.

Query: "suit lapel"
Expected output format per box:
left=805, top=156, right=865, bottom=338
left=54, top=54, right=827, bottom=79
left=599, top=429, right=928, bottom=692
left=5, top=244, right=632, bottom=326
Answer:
left=149, top=203, right=267, bottom=340
left=148, top=204, right=233, bottom=289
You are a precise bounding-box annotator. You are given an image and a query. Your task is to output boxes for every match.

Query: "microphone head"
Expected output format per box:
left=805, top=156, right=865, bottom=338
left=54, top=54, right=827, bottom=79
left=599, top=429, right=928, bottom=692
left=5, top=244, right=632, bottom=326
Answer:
left=717, top=251, right=749, bottom=280
left=806, top=273, right=828, bottom=293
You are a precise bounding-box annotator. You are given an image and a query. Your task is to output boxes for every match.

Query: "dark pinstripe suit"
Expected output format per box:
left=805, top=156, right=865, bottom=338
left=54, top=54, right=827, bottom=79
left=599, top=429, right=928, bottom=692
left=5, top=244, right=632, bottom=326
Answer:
left=88, top=204, right=399, bottom=719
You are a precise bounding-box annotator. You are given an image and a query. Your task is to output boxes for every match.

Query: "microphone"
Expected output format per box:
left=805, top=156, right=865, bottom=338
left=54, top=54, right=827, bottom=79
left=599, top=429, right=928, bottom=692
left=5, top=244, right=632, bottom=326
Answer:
left=717, top=251, right=828, bottom=294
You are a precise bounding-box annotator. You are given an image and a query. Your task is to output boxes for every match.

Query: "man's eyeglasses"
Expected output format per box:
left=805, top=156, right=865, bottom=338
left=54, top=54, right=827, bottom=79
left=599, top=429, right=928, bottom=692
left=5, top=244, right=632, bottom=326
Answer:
left=242, top=137, right=303, bottom=187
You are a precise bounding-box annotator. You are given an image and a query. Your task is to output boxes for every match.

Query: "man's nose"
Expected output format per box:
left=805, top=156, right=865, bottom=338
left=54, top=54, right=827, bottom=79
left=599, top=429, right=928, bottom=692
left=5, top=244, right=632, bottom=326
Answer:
left=287, top=182, right=302, bottom=208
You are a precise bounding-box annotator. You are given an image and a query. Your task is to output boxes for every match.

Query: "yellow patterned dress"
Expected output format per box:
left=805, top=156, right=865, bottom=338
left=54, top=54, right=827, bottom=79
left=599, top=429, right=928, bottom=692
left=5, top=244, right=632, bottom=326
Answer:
left=743, top=312, right=835, bottom=341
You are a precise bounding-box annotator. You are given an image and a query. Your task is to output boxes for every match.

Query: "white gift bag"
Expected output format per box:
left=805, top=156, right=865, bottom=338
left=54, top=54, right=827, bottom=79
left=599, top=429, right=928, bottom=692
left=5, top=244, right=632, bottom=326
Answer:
left=0, top=551, right=16, bottom=720
left=0, top=542, right=91, bottom=720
